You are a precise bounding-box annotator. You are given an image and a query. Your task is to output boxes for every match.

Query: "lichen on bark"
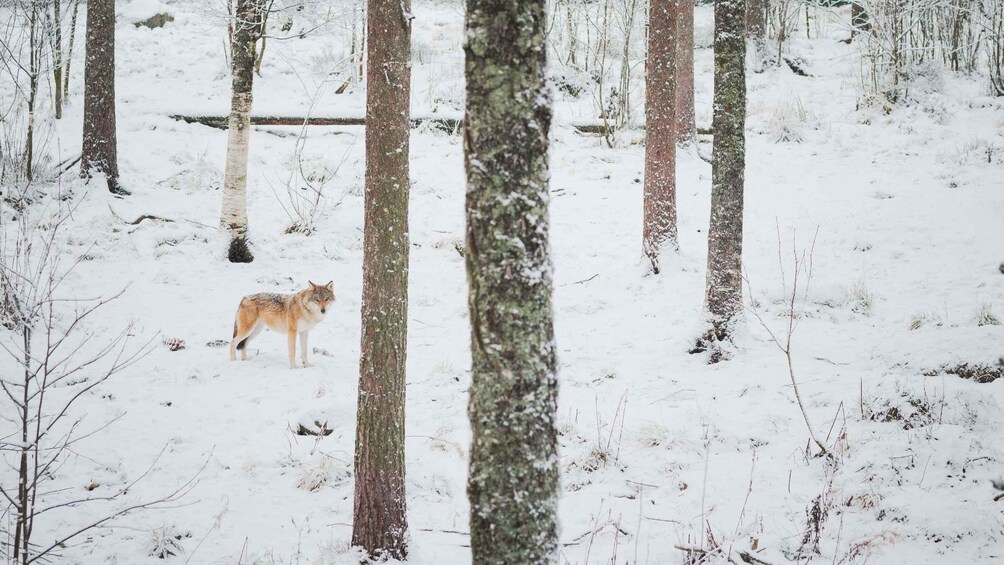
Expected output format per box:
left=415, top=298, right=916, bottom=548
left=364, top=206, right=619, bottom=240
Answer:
left=704, top=0, right=748, bottom=342
left=464, top=1, right=560, bottom=563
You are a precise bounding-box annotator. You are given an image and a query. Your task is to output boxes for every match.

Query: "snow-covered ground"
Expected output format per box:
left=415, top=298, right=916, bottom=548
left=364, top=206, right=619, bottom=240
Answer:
left=3, top=0, right=1004, bottom=563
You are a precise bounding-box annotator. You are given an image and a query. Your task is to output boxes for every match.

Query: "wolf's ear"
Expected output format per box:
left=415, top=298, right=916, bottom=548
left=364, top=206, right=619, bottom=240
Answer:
left=308, top=280, right=317, bottom=288
left=325, top=281, right=334, bottom=290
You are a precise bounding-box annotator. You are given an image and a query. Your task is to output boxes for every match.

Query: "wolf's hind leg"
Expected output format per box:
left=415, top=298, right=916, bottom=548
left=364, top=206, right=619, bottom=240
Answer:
left=240, top=324, right=264, bottom=360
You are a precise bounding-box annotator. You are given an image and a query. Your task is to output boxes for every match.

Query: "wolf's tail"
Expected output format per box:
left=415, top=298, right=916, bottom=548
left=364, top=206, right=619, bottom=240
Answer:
left=233, top=322, right=248, bottom=350
left=233, top=302, right=249, bottom=350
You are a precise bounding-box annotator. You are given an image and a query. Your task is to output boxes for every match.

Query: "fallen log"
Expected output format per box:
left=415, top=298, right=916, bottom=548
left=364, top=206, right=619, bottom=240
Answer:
left=572, top=122, right=714, bottom=135
left=170, top=114, right=457, bottom=130
left=169, top=114, right=713, bottom=136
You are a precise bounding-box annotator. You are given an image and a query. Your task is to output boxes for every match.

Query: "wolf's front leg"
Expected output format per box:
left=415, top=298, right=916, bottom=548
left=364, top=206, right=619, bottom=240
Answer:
left=287, top=330, right=298, bottom=369
left=300, top=332, right=311, bottom=367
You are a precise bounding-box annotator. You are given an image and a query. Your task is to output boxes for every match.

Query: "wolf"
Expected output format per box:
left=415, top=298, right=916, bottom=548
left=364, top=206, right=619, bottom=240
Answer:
left=230, top=281, right=335, bottom=369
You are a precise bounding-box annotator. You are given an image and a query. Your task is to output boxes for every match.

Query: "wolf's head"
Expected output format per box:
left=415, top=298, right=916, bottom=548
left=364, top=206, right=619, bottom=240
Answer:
left=306, top=281, right=336, bottom=315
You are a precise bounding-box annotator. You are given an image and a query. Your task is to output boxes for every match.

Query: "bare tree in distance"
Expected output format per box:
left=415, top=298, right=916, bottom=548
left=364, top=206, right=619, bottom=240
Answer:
left=747, top=0, right=769, bottom=70
left=0, top=1, right=50, bottom=184
left=51, top=0, right=63, bottom=119
left=676, top=0, right=696, bottom=144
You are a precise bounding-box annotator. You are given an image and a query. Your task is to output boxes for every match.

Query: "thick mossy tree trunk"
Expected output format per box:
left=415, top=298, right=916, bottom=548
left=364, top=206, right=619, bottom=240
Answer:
left=644, top=0, right=679, bottom=272
left=464, top=0, right=559, bottom=563
left=704, top=0, right=747, bottom=343
left=351, top=0, right=411, bottom=559
left=81, top=0, right=123, bottom=193
left=220, top=0, right=264, bottom=263
left=676, top=0, right=696, bottom=144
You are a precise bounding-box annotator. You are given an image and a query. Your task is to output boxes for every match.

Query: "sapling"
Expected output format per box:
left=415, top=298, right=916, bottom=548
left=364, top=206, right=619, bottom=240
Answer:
left=746, top=227, right=830, bottom=457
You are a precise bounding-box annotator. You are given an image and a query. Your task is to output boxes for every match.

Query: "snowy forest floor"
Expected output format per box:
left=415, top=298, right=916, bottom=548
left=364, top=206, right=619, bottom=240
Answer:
left=3, top=0, right=1004, bottom=563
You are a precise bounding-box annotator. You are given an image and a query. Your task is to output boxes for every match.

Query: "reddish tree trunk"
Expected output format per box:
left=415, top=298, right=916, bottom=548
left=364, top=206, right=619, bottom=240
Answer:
left=676, top=0, right=695, bottom=144
left=644, top=0, right=679, bottom=272
left=81, top=0, right=122, bottom=193
left=351, top=0, right=411, bottom=559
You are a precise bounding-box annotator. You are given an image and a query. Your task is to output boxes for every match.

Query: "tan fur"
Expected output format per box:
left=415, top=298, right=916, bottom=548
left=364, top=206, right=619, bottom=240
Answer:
left=230, top=281, right=335, bottom=368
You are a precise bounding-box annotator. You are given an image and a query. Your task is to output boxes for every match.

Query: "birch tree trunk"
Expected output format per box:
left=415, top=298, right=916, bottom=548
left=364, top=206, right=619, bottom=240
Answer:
left=220, top=0, right=264, bottom=263
left=676, top=0, right=696, bottom=144
left=644, top=0, right=679, bottom=272
left=464, top=0, right=559, bottom=562
left=81, top=0, right=123, bottom=193
left=351, top=0, right=411, bottom=558
left=704, top=0, right=747, bottom=344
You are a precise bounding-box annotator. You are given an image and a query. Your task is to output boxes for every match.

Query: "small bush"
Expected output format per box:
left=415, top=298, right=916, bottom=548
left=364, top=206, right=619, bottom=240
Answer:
left=295, top=458, right=350, bottom=492
left=926, top=363, right=1004, bottom=384
left=295, top=420, right=333, bottom=436
left=908, top=312, right=942, bottom=331
left=767, top=96, right=812, bottom=143
left=976, top=302, right=1002, bottom=327
left=635, top=422, right=671, bottom=448
left=149, top=524, right=189, bottom=559
left=862, top=387, right=942, bottom=430
left=847, top=281, right=874, bottom=314
left=581, top=446, right=610, bottom=473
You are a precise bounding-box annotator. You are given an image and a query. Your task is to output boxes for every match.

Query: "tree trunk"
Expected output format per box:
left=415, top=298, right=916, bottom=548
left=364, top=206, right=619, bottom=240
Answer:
left=705, top=0, right=746, bottom=341
left=351, top=0, right=411, bottom=559
left=746, top=0, right=768, bottom=71
left=358, top=4, right=366, bottom=83
left=566, top=1, right=578, bottom=68
left=675, top=0, right=695, bottom=144
left=25, top=2, right=38, bottom=182
left=65, top=0, right=80, bottom=96
left=464, top=0, right=559, bottom=563
left=644, top=0, right=679, bottom=272
left=746, top=0, right=765, bottom=39
left=53, top=0, right=63, bottom=119
left=81, top=0, right=122, bottom=193
left=220, top=0, right=264, bottom=263
left=616, top=0, right=639, bottom=128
